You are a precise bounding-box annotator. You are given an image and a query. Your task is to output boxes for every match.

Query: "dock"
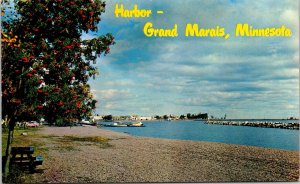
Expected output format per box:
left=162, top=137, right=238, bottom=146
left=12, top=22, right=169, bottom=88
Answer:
left=205, top=121, right=299, bottom=130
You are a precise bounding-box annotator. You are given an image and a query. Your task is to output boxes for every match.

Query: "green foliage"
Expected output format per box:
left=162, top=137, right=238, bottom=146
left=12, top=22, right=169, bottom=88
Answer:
left=186, top=113, right=208, bottom=119
left=2, top=0, right=115, bottom=125
left=154, top=115, right=161, bottom=119
left=54, top=117, right=64, bottom=126
left=103, top=115, right=112, bottom=121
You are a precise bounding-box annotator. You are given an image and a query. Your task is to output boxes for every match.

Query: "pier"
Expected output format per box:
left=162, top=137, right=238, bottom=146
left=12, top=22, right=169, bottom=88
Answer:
left=205, top=121, right=299, bottom=130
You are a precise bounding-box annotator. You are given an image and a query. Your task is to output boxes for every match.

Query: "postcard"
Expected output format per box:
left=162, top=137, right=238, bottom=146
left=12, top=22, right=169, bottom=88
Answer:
left=1, top=0, right=299, bottom=183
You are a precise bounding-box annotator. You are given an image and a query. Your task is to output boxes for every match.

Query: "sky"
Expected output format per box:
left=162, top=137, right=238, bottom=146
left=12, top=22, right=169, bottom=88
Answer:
left=83, top=0, right=299, bottom=119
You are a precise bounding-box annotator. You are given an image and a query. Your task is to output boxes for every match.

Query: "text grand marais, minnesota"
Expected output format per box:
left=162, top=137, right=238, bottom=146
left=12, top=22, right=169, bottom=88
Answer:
left=114, top=4, right=292, bottom=38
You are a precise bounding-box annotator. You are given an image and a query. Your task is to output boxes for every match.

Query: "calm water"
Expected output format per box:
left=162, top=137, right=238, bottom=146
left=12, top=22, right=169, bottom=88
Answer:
left=98, top=120, right=299, bottom=151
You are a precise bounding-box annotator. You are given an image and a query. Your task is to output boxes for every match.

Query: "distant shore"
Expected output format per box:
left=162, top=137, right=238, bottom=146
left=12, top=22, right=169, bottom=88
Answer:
left=99, top=119, right=299, bottom=130
left=28, top=126, right=299, bottom=183
left=99, top=118, right=299, bottom=122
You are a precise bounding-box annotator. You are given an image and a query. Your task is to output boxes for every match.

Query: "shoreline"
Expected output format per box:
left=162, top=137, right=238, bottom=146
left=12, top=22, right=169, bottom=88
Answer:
left=53, top=125, right=300, bottom=151
left=98, top=121, right=299, bottom=151
left=45, top=125, right=298, bottom=152
left=28, top=126, right=299, bottom=182
left=43, top=125, right=300, bottom=152
left=102, top=127, right=299, bottom=152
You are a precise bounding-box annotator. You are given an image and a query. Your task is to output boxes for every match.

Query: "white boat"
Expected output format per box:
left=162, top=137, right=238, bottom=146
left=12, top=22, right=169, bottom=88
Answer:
left=128, top=122, right=145, bottom=127
left=101, top=121, right=145, bottom=127
left=112, top=122, right=128, bottom=127
left=102, top=121, right=128, bottom=127
left=81, top=119, right=91, bottom=124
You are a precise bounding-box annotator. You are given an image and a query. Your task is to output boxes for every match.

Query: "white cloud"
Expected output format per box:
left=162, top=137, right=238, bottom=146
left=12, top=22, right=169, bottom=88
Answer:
left=279, top=9, right=299, bottom=29
left=285, top=104, right=297, bottom=109
left=88, top=0, right=299, bottom=118
left=93, top=89, right=133, bottom=100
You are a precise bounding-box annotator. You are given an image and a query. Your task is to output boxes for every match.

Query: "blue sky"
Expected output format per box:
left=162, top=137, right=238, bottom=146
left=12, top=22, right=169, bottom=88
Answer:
left=84, top=0, right=299, bottom=118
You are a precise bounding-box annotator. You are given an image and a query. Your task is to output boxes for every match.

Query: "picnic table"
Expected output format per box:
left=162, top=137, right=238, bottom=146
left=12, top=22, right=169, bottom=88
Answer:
left=10, top=146, right=43, bottom=172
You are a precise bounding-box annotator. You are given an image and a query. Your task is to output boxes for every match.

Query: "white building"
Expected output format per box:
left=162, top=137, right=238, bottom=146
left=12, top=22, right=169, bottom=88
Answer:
left=139, top=116, right=152, bottom=121
left=130, top=115, right=153, bottom=121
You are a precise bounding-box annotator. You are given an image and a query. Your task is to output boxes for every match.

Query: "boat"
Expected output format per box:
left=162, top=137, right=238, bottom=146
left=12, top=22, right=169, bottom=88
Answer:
left=80, top=119, right=95, bottom=125
left=103, top=122, right=128, bottom=127
left=81, top=119, right=90, bottom=124
left=102, top=121, right=145, bottom=127
left=128, top=122, right=145, bottom=127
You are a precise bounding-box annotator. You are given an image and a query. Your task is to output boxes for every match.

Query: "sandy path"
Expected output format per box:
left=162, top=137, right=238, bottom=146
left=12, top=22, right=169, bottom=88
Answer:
left=28, top=126, right=299, bottom=183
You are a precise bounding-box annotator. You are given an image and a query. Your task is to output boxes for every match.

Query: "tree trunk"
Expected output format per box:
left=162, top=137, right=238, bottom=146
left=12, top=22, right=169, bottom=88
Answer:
left=3, top=121, right=15, bottom=180
left=3, top=66, right=24, bottom=180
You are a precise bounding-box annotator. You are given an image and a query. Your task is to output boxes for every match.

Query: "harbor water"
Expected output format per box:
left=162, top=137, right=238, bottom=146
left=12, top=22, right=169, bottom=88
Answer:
left=98, top=120, right=299, bottom=151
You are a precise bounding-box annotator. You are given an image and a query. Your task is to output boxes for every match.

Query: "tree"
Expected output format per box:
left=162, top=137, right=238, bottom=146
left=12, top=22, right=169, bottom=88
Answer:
left=179, top=115, right=185, bottom=119
left=154, top=115, right=161, bottom=120
left=103, top=115, right=112, bottom=121
left=197, top=113, right=208, bottom=119
left=1, top=0, right=114, bottom=178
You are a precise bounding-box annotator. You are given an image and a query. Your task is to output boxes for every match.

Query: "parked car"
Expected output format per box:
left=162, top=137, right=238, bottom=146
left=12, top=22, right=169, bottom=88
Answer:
left=25, top=121, right=40, bottom=127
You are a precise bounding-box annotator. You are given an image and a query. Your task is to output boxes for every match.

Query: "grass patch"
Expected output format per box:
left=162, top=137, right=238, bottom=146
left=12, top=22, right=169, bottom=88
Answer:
left=2, top=128, right=113, bottom=183
left=2, top=127, right=47, bottom=183
left=2, top=134, right=8, bottom=156
left=41, top=135, right=60, bottom=139
left=35, top=135, right=112, bottom=152
left=63, top=136, right=112, bottom=148
left=53, top=138, right=77, bottom=151
left=2, top=127, right=43, bottom=156
left=4, top=165, right=25, bottom=184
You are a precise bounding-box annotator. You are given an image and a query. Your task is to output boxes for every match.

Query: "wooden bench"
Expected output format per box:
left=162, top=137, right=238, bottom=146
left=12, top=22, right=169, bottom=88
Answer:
left=10, top=146, right=43, bottom=172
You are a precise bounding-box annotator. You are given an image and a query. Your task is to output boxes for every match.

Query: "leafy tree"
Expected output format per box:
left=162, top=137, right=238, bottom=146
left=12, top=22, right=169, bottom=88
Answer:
left=163, top=115, right=168, bottom=120
left=103, top=115, right=113, bottom=121
left=196, top=113, right=208, bottom=119
left=1, top=0, right=114, bottom=178
left=179, top=115, right=185, bottom=119
left=154, top=115, right=161, bottom=120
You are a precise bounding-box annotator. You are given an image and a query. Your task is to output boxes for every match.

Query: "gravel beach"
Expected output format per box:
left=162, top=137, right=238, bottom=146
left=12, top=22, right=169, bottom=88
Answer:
left=27, top=125, right=299, bottom=183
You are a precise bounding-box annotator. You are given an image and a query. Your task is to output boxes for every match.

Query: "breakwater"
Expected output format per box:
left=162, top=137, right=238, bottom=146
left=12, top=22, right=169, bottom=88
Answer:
left=205, top=121, right=299, bottom=130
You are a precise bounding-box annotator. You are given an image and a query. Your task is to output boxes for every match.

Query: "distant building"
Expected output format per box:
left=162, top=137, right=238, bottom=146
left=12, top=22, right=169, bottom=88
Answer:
left=131, top=115, right=139, bottom=121
left=90, top=116, right=103, bottom=123
left=93, top=116, right=103, bottom=121
left=130, top=115, right=152, bottom=121
left=140, top=116, right=152, bottom=121
left=113, top=116, right=121, bottom=121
